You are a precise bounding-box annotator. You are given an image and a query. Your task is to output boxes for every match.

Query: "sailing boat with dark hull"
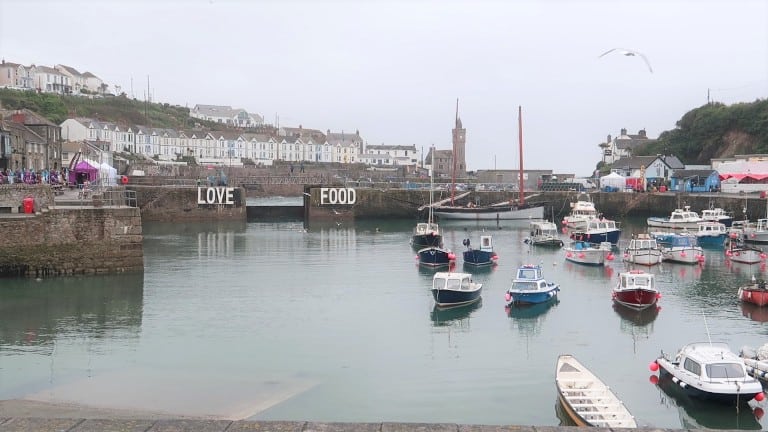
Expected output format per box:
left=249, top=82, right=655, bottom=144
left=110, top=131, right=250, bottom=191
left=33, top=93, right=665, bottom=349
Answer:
left=433, top=104, right=544, bottom=221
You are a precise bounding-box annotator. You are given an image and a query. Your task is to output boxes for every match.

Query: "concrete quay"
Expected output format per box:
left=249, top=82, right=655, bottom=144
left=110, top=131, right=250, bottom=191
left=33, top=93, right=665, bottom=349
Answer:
left=0, top=418, right=669, bottom=432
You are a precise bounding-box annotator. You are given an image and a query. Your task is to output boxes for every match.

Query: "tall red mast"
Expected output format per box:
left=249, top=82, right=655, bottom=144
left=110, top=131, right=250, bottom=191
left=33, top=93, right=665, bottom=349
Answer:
left=518, top=105, right=525, bottom=205
left=450, top=98, right=458, bottom=205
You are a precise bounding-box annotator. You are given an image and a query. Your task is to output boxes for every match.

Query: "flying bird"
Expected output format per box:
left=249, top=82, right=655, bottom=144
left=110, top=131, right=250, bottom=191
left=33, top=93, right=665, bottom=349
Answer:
left=598, top=48, right=653, bottom=73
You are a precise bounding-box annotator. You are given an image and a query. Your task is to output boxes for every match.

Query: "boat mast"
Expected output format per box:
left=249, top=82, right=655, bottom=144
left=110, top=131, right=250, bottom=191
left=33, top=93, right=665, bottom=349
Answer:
left=518, top=105, right=525, bottom=205
left=451, top=98, right=458, bottom=206
left=429, top=145, right=435, bottom=223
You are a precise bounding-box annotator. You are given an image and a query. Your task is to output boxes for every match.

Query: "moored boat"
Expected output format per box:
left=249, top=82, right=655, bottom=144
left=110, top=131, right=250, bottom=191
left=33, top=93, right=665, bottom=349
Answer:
left=417, top=246, right=456, bottom=267
left=411, top=147, right=442, bottom=249
left=612, top=269, right=660, bottom=310
left=462, top=234, right=498, bottom=267
left=651, top=231, right=705, bottom=264
left=505, top=264, right=559, bottom=305
left=695, top=221, right=728, bottom=248
left=742, top=218, right=768, bottom=244
left=725, top=236, right=765, bottom=264
left=738, top=277, right=768, bottom=307
left=623, top=234, right=663, bottom=266
left=555, top=354, right=637, bottom=428
left=525, top=220, right=564, bottom=247
left=647, top=206, right=703, bottom=230
left=431, top=271, right=482, bottom=307
left=563, top=240, right=613, bottom=266
left=562, top=193, right=598, bottom=230
left=700, top=207, right=733, bottom=227
left=570, top=218, right=621, bottom=246
left=651, top=342, right=765, bottom=404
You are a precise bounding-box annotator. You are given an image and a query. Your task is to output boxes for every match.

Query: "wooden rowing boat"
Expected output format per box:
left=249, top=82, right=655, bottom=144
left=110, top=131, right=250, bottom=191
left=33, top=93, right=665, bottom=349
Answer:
left=555, top=354, right=637, bottom=428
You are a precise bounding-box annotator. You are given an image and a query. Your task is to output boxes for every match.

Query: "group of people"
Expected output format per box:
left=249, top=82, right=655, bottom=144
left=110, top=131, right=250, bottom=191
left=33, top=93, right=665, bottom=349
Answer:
left=0, top=168, right=67, bottom=185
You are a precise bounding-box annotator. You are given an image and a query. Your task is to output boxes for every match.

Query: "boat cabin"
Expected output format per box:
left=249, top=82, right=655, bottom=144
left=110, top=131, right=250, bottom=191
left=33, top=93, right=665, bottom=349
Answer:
left=656, top=233, right=697, bottom=248
left=516, top=264, right=543, bottom=281
left=619, top=270, right=655, bottom=290
left=586, top=219, right=618, bottom=231
left=674, top=342, right=747, bottom=381
left=698, top=222, right=727, bottom=235
left=628, top=234, right=658, bottom=250
left=530, top=221, right=558, bottom=238
left=432, top=272, right=474, bottom=291
left=668, top=207, right=701, bottom=222
left=414, top=222, right=439, bottom=235
left=479, top=235, right=493, bottom=252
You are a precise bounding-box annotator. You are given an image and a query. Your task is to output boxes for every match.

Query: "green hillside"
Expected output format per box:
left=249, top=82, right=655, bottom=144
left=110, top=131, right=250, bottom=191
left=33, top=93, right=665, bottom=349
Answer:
left=0, top=88, right=220, bottom=130
left=632, top=99, right=768, bottom=164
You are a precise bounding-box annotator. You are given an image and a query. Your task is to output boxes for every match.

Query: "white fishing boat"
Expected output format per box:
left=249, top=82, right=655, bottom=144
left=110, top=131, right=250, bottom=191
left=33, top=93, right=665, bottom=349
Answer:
left=651, top=232, right=705, bottom=264
left=700, top=207, right=733, bottom=227
left=742, top=218, right=768, bottom=244
left=563, top=240, right=613, bottom=266
left=647, top=206, right=703, bottom=230
left=525, top=220, right=563, bottom=247
left=562, top=193, right=598, bottom=230
left=555, top=354, right=637, bottom=428
left=623, top=234, right=663, bottom=266
left=652, top=342, right=764, bottom=404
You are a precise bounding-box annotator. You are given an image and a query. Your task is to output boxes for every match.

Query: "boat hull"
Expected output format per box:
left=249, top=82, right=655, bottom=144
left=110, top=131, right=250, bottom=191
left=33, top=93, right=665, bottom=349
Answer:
left=727, top=248, right=763, bottom=264
left=570, top=230, right=621, bottom=246
left=657, top=363, right=761, bottom=403
left=507, top=286, right=559, bottom=305
left=431, top=287, right=482, bottom=307
left=433, top=204, right=544, bottom=220
left=647, top=219, right=702, bottom=230
left=564, top=249, right=607, bottom=266
left=696, top=234, right=727, bottom=248
left=418, top=247, right=454, bottom=267
left=623, top=250, right=663, bottom=266
left=463, top=250, right=497, bottom=266
left=739, top=286, right=768, bottom=307
left=612, top=288, right=659, bottom=310
left=662, top=247, right=704, bottom=264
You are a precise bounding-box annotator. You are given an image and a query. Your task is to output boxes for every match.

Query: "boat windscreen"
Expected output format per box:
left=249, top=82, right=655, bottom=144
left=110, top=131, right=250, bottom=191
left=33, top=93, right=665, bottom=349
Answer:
left=706, top=363, right=745, bottom=379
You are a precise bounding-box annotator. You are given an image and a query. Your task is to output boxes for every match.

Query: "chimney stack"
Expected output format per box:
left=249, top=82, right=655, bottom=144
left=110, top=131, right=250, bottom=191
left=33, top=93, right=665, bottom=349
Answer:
left=11, top=111, right=25, bottom=124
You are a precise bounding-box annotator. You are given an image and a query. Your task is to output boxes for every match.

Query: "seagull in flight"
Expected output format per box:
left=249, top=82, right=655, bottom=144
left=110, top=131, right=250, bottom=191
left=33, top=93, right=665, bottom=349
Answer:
left=598, top=48, right=653, bottom=73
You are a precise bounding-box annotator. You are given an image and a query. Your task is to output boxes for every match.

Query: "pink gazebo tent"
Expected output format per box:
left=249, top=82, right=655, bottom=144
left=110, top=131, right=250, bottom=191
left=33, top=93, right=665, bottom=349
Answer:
left=69, top=161, right=99, bottom=185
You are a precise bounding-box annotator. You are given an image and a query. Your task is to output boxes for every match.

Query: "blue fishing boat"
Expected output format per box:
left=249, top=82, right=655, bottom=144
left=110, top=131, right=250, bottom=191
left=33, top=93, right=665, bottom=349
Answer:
left=695, top=221, right=728, bottom=248
left=505, top=264, right=560, bottom=305
left=569, top=217, right=622, bottom=246
left=417, top=246, right=455, bottom=267
left=462, top=234, right=498, bottom=266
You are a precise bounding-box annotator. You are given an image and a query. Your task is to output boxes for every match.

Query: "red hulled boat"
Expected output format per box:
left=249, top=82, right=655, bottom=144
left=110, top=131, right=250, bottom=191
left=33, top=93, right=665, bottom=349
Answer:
left=612, top=270, right=660, bottom=310
left=739, top=279, right=768, bottom=307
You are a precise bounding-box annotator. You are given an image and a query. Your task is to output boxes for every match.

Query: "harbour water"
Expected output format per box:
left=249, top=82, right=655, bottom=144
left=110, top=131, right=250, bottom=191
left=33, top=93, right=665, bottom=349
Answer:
left=2, top=215, right=768, bottom=429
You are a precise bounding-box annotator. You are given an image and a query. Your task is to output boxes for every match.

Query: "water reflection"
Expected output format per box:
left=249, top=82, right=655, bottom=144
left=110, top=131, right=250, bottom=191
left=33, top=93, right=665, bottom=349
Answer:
left=740, top=302, right=768, bottom=323
left=655, top=374, right=763, bottom=430
left=0, top=274, right=144, bottom=351
left=505, top=299, right=560, bottom=336
left=614, top=304, right=660, bottom=328
left=430, top=298, right=483, bottom=327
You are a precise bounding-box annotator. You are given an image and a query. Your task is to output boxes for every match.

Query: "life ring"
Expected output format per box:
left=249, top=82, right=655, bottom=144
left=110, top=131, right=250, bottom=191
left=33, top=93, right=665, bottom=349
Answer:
left=121, top=175, right=129, bottom=185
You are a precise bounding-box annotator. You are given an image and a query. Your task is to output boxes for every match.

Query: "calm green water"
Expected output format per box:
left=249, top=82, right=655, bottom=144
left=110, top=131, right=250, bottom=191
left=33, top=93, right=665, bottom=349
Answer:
left=2, top=217, right=768, bottom=429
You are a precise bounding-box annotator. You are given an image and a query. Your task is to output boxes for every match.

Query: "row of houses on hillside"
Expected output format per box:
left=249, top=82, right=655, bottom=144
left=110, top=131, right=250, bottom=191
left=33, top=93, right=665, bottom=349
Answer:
left=190, top=104, right=264, bottom=128
left=0, top=60, right=107, bottom=95
left=59, top=117, right=422, bottom=168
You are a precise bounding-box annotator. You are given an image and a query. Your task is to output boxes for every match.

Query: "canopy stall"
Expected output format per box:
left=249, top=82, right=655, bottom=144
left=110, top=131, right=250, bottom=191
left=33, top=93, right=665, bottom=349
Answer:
left=68, top=160, right=99, bottom=185
left=599, top=172, right=626, bottom=191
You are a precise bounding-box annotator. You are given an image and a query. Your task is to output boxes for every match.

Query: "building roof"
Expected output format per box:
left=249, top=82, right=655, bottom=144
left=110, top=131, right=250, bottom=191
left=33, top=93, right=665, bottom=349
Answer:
left=56, top=64, right=82, bottom=76
left=671, top=169, right=718, bottom=179
left=367, top=144, right=416, bottom=151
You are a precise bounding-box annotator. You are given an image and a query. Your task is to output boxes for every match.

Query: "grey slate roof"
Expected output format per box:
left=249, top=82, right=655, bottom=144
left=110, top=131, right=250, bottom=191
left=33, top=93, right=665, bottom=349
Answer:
left=671, top=169, right=718, bottom=179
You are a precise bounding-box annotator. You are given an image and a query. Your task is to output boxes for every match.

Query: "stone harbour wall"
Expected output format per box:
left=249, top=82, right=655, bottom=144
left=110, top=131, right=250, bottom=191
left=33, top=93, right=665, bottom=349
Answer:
left=0, top=184, right=54, bottom=213
left=128, top=185, right=246, bottom=222
left=0, top=207, right=143, bottom=277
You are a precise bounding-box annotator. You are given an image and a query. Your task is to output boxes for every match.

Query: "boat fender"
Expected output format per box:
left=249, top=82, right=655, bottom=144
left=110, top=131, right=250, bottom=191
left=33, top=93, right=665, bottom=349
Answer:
left=121, top=175, right=129, bottom=185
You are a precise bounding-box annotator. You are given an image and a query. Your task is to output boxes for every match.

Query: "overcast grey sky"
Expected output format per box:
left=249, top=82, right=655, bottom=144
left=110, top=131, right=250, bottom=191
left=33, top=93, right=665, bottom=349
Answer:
left=1, top=0, right=766, bottom=175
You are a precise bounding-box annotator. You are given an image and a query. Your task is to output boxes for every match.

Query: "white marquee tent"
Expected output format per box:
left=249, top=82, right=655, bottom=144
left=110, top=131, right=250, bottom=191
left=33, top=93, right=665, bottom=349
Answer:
left=600, top=172, right=626, bottom=190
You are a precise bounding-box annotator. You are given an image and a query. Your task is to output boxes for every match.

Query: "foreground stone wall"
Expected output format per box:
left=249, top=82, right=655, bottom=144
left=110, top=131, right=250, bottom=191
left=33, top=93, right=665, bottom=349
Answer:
left=0, top=207, right=143, bottom=277
left=128, top=185, right=246, bottom=222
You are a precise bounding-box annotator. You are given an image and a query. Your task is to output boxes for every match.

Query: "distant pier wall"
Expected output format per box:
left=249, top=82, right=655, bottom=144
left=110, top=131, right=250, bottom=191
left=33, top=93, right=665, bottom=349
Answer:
left=128, top=185, right=246, bottom=222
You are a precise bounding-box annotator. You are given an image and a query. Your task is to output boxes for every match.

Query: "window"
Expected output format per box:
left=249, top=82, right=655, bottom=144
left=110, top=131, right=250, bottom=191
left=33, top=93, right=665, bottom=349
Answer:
left=683, top=358, right=701, bottom=376
left=706, top=363, right=745, bottom=379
